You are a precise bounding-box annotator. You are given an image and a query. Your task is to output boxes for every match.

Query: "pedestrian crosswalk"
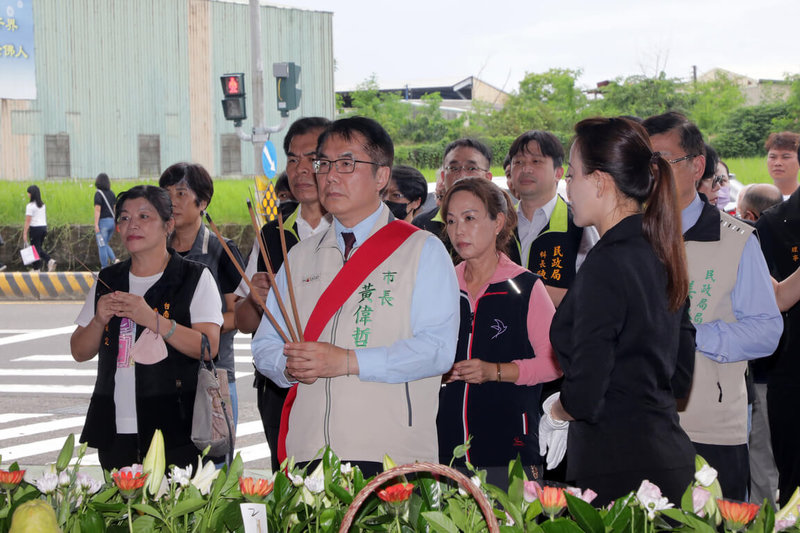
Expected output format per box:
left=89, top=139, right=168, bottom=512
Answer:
left=0, top=329, right=272, bottom=471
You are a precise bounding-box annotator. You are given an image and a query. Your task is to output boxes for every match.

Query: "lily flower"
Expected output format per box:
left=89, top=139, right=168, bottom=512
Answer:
left=190, top=457, right=220, bottom=496
left=112, top=468, right=148, bottom=500
left=717, top=499, right=760, bottom=531
left=636, top=480, right=673, bottom=520
left=534, top=485, right=567, bottom=518
left=776, top=487, right=800, bottom=524
left=142, top=429, right=166, bottom=498
left=0, top=469, right=25, bottom=491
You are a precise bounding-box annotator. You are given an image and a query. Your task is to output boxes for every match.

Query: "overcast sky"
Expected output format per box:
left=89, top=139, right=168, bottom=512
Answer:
left=279, top=0, right=800, bottom=93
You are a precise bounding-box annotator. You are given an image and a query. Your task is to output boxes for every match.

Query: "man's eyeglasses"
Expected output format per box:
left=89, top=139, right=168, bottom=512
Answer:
left=666, top=154, right=699, bottom=165
left=443, top=165, right=488, bottom=174
left=312, top=158, right=381, bottom=174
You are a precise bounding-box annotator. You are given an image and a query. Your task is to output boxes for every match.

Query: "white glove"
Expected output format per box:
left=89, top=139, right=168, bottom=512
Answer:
left=538, top=392, right=569, bottom=470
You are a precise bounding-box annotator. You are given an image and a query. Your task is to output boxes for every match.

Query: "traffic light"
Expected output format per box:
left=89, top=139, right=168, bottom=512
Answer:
left=274, top=62, right=301, bottom=116
left=220, top=73, right=246, bottom=124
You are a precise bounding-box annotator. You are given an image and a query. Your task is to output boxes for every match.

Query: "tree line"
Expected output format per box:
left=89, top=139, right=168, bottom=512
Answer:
left=337, top=70, right=800, bottom=165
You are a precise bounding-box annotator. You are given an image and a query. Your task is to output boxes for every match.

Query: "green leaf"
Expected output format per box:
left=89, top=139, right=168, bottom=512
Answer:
left=55, top=433, right=75, bottom=472
left=416, top=473, right=442, bottom=511
left=322, top=446, right=341, bottom=498
left=565, top=492, right=605, bottom=533
left=660, top=508, right=716, bottom=533
left=131, top=515, right=156, bottom=533
left=422, top=511, right=459, bottom=533
left=747, top=503, right=774, bottom=533
left=168, top=497, right=207, bottom=518
left=540, top=517, right=585, bottom=533
left=680, top=483, right=694, bottom=512
left=130, top=503, right=163, bottom=520
left=485, top=483, right=523, bottom=527
left=328, top=482, right=353, bottom=504
left=221, top=453, right=244, bottom=496
left=446, top=499, right=468, bottom=530
left=603, top=493, right=634, bottom=531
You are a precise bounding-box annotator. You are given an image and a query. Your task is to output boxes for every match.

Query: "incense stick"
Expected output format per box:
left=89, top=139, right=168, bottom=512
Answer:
left=277, top=210, right=304, bottom=341
left=74, top=257, right=113, bottom=291
left=246, top=199, right=298, bottom=342
left=204, top=212, right=290, bottom=343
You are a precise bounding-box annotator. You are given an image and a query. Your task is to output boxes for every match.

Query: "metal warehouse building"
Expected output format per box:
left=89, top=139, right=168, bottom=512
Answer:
left=0, top=0, right=334, bottom=180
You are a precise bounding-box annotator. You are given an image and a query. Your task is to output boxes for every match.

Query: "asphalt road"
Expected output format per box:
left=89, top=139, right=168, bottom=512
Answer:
left=0, top=300, right=272, bottom=471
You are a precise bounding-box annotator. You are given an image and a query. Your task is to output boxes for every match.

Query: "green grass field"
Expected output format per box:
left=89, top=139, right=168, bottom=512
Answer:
left=0, top=157, right=774, bottom=226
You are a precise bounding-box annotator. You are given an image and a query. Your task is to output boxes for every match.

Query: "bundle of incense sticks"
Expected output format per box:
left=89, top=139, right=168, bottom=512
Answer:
left=204, top=211, right=302, bottom=344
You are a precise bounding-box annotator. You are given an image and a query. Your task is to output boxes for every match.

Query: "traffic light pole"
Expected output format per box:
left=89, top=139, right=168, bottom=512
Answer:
left=236, top=0, right=288, bottom=164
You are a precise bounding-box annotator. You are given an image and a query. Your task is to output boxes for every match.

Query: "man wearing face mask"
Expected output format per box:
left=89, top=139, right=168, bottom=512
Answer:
left=383, top=165, right=428, bottom=222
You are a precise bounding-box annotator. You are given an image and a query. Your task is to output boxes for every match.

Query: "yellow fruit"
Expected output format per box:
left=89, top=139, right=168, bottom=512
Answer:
left=9, top=499, right=60, bottom=533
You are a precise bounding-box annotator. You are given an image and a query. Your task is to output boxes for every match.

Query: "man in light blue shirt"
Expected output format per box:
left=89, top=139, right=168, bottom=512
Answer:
left=252, top=117, right=459, bottom=474
left=645, top=112, right=782, bottom=501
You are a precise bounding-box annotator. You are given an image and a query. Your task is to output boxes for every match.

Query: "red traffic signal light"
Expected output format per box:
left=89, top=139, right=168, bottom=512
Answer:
left=221, top=73, right=245, bottom=97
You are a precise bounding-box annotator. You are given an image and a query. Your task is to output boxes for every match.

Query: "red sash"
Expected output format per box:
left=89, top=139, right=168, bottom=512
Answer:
left=277, top=220, right=420, bottom=464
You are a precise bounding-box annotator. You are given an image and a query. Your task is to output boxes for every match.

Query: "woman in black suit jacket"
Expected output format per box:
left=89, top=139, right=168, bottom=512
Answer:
left=539, top=117, right=696, bottom=505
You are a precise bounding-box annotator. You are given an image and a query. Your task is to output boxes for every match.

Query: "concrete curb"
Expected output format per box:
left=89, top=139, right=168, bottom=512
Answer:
left=0, top=272, right=95, bottom=300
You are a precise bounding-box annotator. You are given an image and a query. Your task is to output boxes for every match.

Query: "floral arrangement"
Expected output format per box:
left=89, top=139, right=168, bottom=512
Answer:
left=0, top=433, right=799, bottom=533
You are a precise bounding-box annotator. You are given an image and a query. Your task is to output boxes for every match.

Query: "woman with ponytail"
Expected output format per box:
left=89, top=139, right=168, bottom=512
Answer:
left=537, top=117, right=696, bottom=505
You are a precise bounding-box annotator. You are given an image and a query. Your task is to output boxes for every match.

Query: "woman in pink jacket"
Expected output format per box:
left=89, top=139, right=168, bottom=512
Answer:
left=436, top=177, right=562, bottom=488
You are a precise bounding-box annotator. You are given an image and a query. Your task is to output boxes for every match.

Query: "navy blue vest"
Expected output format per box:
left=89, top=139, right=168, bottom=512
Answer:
left=437, top=272, right=543, bottom=467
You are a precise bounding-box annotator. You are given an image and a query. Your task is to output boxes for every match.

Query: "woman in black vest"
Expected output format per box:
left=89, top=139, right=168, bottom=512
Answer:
left=159, top=163, right=244, bottom=430
left=70, top=185, right=223, bottom=470
left=540, top=118, right=696, bottom=505
left=437, top=178, right=561, bottom=488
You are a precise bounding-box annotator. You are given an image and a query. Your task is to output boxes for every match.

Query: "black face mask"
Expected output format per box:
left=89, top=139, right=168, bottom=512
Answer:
left=384, top=200, right=409, bottom=221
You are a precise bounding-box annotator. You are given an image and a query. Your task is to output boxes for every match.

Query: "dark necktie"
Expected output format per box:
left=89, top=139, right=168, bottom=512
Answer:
left=342, top=232, right=356, bottom=260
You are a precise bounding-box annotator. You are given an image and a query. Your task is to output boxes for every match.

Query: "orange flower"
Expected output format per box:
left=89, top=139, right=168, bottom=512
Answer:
left=0, top=469, right=25, bottom=490
left=112, top=470, right=148, bottom=499
left=239, top=477, right=274, bottom=498
left=535, top=485, right=568, bottom=518
left=377, top=483, right=414, bottom=503
left=717, top=499, right=760, bottom=531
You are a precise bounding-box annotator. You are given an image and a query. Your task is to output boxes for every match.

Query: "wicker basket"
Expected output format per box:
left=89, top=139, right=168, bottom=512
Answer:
left=339, top=462, right=500, bottom=532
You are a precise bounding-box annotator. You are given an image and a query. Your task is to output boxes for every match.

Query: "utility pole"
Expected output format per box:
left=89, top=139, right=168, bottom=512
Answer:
left=250, top=0, right=265, bottom=173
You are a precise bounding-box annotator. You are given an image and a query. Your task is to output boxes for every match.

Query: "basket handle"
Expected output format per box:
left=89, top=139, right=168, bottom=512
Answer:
left=339, top=462, right=500, bottom=533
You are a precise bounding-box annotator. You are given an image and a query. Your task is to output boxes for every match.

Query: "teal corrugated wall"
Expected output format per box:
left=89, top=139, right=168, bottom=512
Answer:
left=4, top=0, right=333, bottom=179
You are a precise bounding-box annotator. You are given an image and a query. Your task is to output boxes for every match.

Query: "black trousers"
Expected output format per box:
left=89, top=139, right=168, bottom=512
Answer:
left=29, top=225, right=50, bottom=269
left=255, top=372, right=288, bottom=472
left=692, top=442, right=749, bottom=501
left=768, top=385, right=800, bottom=506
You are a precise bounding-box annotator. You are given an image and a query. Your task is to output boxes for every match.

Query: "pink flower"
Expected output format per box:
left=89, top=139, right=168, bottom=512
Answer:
left=523, top=481, right=541, bottom=503
left=636, top=480, right=673, bottom=519
left=567, top=486, right=598, bottom=504
left=692, top=486, right=711, bottom=515
left=776, top=516, right=797, bottom=532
